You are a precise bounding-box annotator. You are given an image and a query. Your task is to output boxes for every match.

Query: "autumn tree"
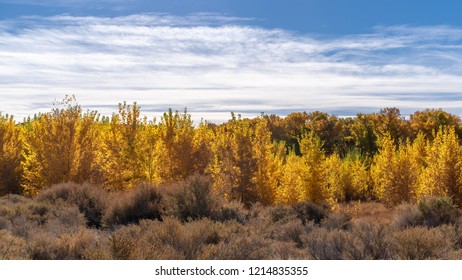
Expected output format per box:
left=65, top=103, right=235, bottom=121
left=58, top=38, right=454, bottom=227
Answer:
left=155, top=109, right=196, bottom=183
left=419, top=127, right=462, bottom=204
left=22, top=95, right=100, bottom=195
left=277, top=151, right=304, bottom=204
left=0, top=114, right=23, bottom=194
left=306, top=111, right=346, bottom=155
left=251, top=118, right=284, bottom=205
left=372, top=134, right=418, bottom=207
left=350, top=113, right=378, bottom=157
left=99, top=101, right=146, bottom=190
left=191, top=120, right=214, bottom=175
left=325, top=152, right=370, bottom=202
left=409, top=109, right=462, bottom=140
left=209, top=115, right=258, bottom=206
left=298, top=132, right=329, bottom=204
left=373, top=107, right=409, bottom=145
left=281, top=112, right=309, bottom=154
left=276, top=132, right=329, bottom=204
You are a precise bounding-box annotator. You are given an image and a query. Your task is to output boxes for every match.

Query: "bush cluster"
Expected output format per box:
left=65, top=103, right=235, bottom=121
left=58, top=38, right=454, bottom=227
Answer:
left=1, top=178, right=462, bottom=259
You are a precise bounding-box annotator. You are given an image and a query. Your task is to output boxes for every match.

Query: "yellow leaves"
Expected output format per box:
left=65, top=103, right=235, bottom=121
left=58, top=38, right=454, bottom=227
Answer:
left=252, top=119, right=283, bottom=206
left=419, top=127, right=462, bottom=204
left=156, top=109, right=196, bottom=183
left=372, top=134, right=420, bottom=207
left=324, top=153, right=370, bottom=203
left=8, top=99, right=462, bottom=208
left=21, top=96, right=100, bottom=195
left=278, top=132, right=329, bottom=205
left=0, top=114, right=24, bottom=194
left=277, top=151, right=304, bottom=204
left=98, top=102, right=146, bottom=190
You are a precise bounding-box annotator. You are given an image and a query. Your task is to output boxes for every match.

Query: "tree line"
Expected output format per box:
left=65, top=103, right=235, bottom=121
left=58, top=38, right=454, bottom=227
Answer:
left=1, top=95, right=462, bottom=207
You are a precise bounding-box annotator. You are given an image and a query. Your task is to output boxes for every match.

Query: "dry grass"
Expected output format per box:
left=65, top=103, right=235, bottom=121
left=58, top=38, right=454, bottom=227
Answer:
left=339, top=201, right=395, bottom=223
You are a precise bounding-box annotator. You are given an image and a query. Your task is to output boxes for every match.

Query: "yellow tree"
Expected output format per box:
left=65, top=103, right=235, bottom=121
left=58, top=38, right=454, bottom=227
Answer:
left=209, top=122, right=236, bottom=199
left=155, top=109, right=195, bottom=183
left=372, top=134, right=418, bottom=207
left=0, top=114, right=23, bottom=194
left=325, top=153, right=370, bottom=203
left=298, top=132, right=328, bottom=204
left=139, top=119, right=158, bottom=184
left=420, top=127, right=462, bottom=204
left=99, top=101, right=146, bottom=190
left=277, top=151, right=304, bottom=204
left=209, top=115, right=258, bottom=206
left=22, top=95, right=100, bottom=195
left=192, top=121, right=214, bottom=175
left=251, top=118, right=284, bottom=206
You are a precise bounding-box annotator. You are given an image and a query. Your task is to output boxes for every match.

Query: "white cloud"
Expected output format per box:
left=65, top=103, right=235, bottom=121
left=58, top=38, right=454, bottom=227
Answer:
left=1, top=14, right=462, bottom=122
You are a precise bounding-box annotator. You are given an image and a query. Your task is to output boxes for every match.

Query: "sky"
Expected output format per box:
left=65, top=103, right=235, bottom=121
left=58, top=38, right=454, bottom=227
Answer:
left=1, top=0, right=462, bottom=122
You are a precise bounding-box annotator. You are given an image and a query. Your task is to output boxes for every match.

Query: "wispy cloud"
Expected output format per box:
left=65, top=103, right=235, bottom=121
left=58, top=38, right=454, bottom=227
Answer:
left=1, top=14, right=462, bottom=122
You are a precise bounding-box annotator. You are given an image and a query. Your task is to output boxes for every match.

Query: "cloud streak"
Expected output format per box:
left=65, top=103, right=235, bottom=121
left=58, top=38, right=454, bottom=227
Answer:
left=1, top=14, right=462, bottom=122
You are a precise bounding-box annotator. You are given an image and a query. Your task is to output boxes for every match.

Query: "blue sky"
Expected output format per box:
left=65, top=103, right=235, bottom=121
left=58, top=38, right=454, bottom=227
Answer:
left=1, top=0, right=462, bottom=122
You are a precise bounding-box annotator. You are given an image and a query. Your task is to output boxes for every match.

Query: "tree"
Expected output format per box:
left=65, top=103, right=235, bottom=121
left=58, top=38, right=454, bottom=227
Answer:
left=155, top=109, right=196, bottom=183
left=306, top=111, right=346, bottom=155
left=298, top=132, right=329, bottom=204
left=372, top=134, right=418, bottom=207
left=22, top=95, right=100, bottom=195
left=209, top=115, right=258, bottom=206
left=99, top=101, right=145, bottom=190
left=373, top=107, right=409, bottom=145
left=0, top=114, right=23, bottom=194
left=350, top=113, right=378, bottom=157
left=409, top=109, right=462, bottom=140
left=419, top=127, right=462, bottom=205
left=277, top=151, right=304, bottom=204
left=325, top=152, right=370, bottom=202
left=251, top=118, right=284, bottom=206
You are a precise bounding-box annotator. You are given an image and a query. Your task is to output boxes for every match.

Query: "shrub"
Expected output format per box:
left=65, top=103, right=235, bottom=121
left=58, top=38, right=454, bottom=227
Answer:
left=168, top=175, right=221, bottom=221
left=0, top=195, right=86, bottom=239
left=199, top=232, right=282, bottom=260
left=293, top=201, right=331, bottom=225
left=0, top=230, right=26, bottom=259
left=418, top=196, right=460, bottom=227
left=103, top=184, right=162, bottom=228
left=37, top=182, right=107, bottom=228
left=302, top=227, right=365, bottom=260
left=321, top=211, right=352, bottom=230
left=351, top=221, right=393, bottom=259
left=269, top=219, right=309, bottom=248
left=394, top=203, right=424, bottom=229
left=109, top=224, right=144, bottom=260
left=109, top=218, right=221, bottom=260
left=28, top=228, right=109, bottom=260
left=214, top=200, right=248, bottom=224
left=390, top=226, right=456, bottom=259
left=269, top=205, right=298, bottom=223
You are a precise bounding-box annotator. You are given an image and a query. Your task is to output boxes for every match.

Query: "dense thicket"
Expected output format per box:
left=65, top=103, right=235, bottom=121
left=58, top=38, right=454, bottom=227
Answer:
left=1, top=95, right=462, bottom=208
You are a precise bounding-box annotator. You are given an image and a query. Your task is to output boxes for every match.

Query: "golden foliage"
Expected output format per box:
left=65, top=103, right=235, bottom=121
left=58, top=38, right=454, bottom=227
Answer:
left=2, top=98, right=462, bottom=208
